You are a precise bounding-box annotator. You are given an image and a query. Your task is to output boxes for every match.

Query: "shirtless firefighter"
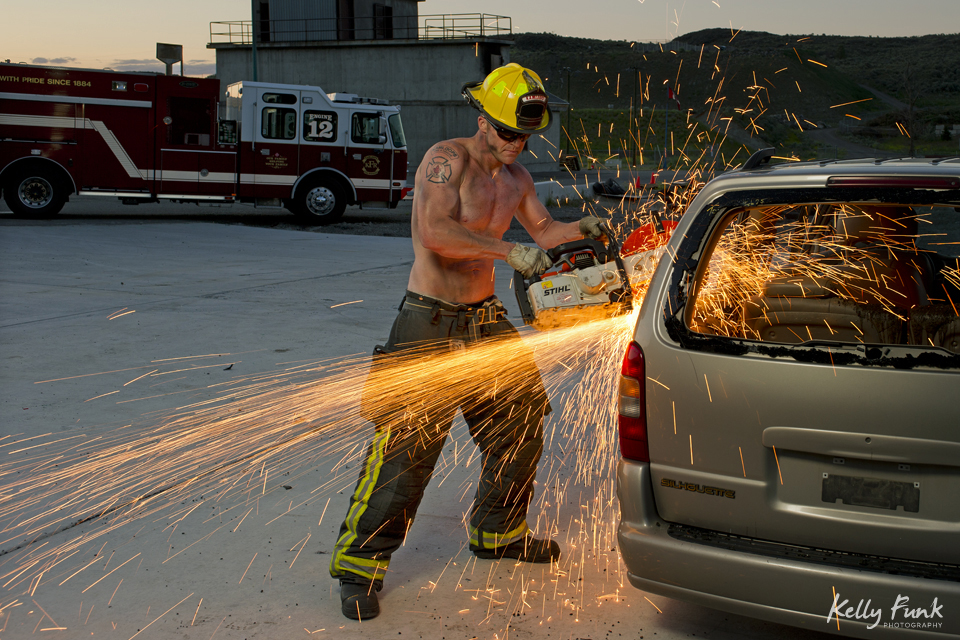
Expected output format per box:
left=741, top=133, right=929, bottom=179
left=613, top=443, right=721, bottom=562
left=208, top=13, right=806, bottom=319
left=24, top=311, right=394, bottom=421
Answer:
left=329, top=63, right=605, bottom=620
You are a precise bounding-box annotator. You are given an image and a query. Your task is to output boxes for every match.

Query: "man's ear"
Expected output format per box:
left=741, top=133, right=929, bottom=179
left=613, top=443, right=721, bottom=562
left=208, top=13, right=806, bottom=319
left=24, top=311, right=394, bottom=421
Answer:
left=478, top=116, right=487, bottom=132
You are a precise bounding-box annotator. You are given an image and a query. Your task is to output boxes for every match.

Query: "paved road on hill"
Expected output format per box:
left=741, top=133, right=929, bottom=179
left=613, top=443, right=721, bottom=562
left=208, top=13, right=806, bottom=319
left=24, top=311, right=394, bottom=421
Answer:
left=805, top=126, right=899, bottom=159
left=859, top=84, right=908, bottom=110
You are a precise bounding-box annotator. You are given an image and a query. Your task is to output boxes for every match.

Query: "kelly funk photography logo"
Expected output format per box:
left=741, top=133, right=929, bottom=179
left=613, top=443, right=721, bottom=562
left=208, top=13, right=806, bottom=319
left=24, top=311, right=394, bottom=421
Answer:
left=827, top=590, right=945, bottom=631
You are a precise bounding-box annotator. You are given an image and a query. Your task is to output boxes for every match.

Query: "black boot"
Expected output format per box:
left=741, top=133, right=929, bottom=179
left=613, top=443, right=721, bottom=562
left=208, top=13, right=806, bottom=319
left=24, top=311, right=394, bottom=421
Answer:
left=340, top=580, right=381, bottom=620
left=473, top=536, right=561, bottom=563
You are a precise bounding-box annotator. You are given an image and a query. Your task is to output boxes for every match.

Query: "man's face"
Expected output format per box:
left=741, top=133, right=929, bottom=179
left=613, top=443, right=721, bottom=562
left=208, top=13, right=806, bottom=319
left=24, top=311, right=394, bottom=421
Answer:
left=479, top=117, right=530, bottom=165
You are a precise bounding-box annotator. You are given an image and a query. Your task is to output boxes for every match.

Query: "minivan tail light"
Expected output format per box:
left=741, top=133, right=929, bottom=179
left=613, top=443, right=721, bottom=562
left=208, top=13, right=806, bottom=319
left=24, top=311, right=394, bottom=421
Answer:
left=618, top=341, right=649, bottom=462
left=826, top=176, right=960, bottom=189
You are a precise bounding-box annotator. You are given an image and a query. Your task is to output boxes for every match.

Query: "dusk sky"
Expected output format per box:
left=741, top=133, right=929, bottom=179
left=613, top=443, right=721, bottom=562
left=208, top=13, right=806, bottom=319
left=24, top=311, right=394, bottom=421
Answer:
left=3, top=0, right=958, bottom=77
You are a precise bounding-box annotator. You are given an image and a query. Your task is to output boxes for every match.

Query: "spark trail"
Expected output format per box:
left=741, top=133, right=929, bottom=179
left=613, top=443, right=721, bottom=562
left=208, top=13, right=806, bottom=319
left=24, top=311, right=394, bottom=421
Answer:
left=0, top=309, right=638, bottom=602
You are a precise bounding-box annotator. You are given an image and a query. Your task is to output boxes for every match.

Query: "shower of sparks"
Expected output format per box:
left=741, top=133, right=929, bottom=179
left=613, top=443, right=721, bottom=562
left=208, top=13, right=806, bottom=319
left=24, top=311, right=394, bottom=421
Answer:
left=0, top=297, right=642, bottom=627
left=4, top=35, right=959, bottom=639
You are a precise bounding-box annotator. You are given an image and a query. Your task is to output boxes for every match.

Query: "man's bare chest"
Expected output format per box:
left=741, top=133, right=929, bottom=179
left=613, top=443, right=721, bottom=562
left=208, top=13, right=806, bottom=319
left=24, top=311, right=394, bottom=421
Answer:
left=457, top=172, right=524, bottom=234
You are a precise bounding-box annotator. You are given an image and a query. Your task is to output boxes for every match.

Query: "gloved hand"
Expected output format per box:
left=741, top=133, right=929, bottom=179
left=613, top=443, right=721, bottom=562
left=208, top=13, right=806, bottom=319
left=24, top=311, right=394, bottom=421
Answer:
left=506, top=243, right=553, bottom=278
left=578, top=216, right=607, bottom=241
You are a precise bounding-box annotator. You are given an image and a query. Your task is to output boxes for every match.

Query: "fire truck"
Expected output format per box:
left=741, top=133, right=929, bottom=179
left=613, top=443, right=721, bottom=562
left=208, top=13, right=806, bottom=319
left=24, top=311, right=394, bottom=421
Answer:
left=0, top=62, right=409, bottom=223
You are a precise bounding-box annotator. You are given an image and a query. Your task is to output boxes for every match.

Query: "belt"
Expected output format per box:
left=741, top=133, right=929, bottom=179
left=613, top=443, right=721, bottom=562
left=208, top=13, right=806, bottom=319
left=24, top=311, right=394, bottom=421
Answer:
left=401, top=290, right=507, bottom=330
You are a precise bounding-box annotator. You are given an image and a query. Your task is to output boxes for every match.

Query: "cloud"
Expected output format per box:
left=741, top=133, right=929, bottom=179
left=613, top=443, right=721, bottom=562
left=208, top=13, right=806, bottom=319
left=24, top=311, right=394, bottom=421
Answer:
left=112, top=58, right=161, bottom=67
left=16, top=55, right=213, bottom=77
left=185, top=62, right=217, bottom=77
left=31, top=57, right=78, bottom=65
left=110, top=58, right=216, bottom=78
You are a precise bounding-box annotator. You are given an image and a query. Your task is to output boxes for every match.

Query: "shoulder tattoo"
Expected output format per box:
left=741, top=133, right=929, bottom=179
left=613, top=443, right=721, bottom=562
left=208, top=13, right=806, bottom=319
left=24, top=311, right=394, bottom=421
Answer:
left=425, top=156, right=453, bottom=184
left=432, top=144, right=460, bottom=159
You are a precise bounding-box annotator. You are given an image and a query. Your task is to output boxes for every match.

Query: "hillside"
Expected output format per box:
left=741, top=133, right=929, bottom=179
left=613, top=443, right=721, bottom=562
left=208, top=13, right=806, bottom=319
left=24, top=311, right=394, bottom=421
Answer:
left=676, top=29, right=960, bottom=99
left=509, top=30, right=960, bottom=163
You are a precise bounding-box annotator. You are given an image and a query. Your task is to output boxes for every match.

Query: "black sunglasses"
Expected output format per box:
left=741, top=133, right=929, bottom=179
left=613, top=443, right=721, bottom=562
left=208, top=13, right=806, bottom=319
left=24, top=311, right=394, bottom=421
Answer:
left=486, top=118, right=531, bottom=143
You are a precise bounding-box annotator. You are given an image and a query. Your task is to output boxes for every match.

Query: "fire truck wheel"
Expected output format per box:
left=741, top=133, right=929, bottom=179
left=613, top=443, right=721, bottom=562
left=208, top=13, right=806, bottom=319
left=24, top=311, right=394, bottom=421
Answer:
left=4, top=169, right=67, bottom=218
left=293, top=178, right=347, bottom=224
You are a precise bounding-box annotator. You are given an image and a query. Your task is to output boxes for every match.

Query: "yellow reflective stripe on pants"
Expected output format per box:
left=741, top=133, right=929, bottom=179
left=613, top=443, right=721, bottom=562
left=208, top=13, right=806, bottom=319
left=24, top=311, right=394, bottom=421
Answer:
left=469, top=521, right=530, bottom=549
left=331, top=427, right=391, bottom=578
left=334, top=555, right=388, bottom=581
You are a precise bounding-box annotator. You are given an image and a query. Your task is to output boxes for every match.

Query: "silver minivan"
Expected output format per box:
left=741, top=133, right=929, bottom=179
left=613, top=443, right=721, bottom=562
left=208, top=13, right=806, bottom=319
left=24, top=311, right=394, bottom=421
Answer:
left=617, top=152, right=960, bottom=638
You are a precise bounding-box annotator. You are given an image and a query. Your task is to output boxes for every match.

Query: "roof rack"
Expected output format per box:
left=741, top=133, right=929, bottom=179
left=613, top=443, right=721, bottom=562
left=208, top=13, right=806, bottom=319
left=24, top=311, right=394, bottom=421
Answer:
left=875, top=156, right=915, bottom=164
left=741, top=148, right=775, bottom=171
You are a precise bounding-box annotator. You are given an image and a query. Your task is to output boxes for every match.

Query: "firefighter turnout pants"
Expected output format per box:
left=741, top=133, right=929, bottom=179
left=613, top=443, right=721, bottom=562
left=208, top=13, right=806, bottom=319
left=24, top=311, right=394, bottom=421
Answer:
left=330, top=291, right=552, bottom=585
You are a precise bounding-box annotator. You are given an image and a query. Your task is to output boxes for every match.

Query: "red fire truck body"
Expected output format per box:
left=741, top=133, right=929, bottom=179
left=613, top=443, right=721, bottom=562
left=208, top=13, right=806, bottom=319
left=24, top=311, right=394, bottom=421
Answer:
left=0, top=63, right=408, bottom=222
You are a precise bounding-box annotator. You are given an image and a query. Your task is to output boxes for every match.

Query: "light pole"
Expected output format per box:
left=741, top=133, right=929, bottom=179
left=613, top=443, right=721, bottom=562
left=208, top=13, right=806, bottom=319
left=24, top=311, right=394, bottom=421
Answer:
left=664, top=84, right=672, bottom=164
left=629, top=67, right=638, bottom=166
left=561, top=66, right=572, bottom=155
left=664, top=96, right=668, bottom=162
left=251, top=0, right=259, bottom=81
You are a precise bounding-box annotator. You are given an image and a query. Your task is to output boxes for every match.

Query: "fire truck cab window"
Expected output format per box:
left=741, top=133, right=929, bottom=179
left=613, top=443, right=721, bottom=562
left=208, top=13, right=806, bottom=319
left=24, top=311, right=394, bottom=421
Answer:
left=261, top=107, right=297, bottom=140
left=262, top=93, right=297, bottom=105
left=352, top=113, right=381, bottom=145
left=388, top=114, right=405, bottom=148
left=167, top=97, right=212, bottom=146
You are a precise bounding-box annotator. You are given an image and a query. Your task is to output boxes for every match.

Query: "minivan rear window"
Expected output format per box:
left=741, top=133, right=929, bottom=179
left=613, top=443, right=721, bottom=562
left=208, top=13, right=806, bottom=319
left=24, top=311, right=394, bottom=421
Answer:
left=687, top=202, right=960, bottom=354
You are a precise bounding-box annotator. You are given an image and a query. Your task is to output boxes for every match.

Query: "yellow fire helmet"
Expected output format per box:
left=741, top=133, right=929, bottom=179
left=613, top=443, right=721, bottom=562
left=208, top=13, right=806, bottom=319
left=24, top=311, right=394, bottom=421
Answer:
left=462, top=63, right=552, bottom=134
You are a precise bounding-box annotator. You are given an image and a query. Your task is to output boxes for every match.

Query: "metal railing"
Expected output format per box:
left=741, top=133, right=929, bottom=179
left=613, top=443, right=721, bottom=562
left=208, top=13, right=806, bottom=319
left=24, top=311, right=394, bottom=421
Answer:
left=209, top=14, right=511, bottom=45
left=420, top=14, right=511, bottom=40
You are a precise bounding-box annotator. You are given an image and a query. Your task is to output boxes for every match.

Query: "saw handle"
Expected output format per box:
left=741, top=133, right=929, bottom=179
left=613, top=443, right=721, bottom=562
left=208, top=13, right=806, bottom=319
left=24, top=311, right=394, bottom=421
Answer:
left=513, top=269, right=537, bottom=325
left=546, top=232, right=621, bottom=265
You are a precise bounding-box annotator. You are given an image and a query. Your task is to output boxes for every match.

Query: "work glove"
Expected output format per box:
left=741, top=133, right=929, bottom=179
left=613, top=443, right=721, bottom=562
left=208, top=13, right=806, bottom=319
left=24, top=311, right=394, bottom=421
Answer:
left=579, top=216, right=608, bottom=241
left=506, top=243, right=553, bottom=278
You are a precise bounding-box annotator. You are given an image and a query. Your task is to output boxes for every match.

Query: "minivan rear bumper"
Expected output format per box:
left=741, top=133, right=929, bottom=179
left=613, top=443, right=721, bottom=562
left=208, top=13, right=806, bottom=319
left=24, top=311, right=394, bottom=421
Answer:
left=617, top=459, right=960, bottom=638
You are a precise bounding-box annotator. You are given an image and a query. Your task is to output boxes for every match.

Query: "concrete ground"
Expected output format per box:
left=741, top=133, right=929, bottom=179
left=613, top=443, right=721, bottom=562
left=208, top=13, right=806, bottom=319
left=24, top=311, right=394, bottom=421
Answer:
left=0, top=202, right=832, bottom=639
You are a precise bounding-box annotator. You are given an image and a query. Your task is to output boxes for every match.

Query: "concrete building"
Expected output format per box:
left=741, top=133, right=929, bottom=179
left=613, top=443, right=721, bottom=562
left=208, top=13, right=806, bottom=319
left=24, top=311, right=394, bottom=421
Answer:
left=207, top=2, right=566, bottom=176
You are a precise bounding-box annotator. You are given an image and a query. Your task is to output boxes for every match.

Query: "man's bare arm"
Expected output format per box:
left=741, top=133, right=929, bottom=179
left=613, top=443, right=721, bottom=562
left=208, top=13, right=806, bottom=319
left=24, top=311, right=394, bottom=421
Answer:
left=416, top=143, right=515, bottom=260
left=513, top=170, right=583, bottom=249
